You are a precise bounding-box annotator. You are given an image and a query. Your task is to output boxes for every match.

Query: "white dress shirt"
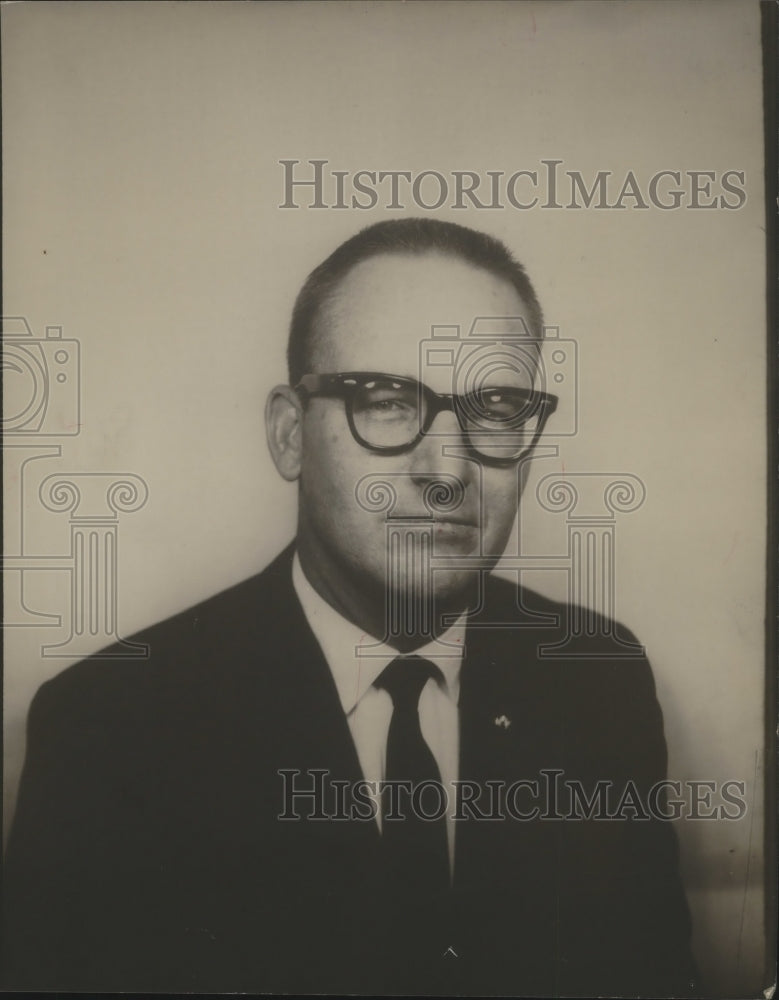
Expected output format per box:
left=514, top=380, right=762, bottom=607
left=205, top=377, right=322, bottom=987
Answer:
left=291, top=553, right=466, bottom=872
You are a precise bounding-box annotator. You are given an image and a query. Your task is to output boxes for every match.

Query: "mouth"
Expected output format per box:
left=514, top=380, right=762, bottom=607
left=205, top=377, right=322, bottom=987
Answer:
left=385, top=512, right=480, bottom=537
left=431, top=518, right=481, bottom=545
left=432, top=516, right=479, bottom=528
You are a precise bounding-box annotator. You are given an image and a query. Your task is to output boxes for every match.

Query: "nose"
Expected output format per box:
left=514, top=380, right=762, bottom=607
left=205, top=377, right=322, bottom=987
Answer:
left=408, top=407, right=475, bottom=494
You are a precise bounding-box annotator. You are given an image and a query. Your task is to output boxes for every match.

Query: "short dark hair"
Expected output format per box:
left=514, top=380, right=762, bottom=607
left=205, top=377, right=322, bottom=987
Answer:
left=287, top=218, right=544, bottom=385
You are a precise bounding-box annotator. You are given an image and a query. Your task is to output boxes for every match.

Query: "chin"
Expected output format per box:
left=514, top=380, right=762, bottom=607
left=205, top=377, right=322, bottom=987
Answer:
left=383, top=568, right=477, bottom=606
left=433, top=572, right=480, bottom=607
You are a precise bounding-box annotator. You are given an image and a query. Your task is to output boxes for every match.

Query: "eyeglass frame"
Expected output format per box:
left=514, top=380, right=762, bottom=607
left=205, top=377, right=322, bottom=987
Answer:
left=294, top=371, right=559, bottom=465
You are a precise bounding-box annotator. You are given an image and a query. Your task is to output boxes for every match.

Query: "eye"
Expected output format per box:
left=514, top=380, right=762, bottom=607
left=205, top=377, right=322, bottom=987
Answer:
left=467, top=388, right=536, bottom=424
left=363, top=396, right=415, bottom=418
left=354, top=380, right=418, bottom=420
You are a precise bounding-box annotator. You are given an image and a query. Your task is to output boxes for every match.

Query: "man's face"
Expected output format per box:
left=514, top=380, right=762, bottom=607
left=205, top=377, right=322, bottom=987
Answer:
left=295, top=251, right=539, bottom=631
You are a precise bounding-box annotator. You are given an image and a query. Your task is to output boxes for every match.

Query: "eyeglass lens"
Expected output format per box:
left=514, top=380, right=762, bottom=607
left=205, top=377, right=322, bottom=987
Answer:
left=350, top=377, right=543, bottom=459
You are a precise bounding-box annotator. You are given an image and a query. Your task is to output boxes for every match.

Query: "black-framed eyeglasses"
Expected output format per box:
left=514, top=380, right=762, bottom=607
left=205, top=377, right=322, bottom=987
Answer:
left=295, top=371, right=558, bottom=464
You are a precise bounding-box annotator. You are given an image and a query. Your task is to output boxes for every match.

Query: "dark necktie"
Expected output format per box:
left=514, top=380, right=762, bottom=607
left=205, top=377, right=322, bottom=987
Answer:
left=374, top=656, right=450, bottom=894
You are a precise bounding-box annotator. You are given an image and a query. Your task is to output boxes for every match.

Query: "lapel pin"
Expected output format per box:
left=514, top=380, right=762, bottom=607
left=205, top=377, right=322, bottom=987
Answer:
left=494, top=714, right=511, bottom=729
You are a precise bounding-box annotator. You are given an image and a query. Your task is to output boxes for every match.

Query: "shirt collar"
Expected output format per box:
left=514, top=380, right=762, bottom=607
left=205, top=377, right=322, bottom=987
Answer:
left=292, top=551, right=466, bottom=716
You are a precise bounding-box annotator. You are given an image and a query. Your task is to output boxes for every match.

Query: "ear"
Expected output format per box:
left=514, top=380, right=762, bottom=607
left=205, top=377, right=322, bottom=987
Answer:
left=265, top=384, right=304, bottom=482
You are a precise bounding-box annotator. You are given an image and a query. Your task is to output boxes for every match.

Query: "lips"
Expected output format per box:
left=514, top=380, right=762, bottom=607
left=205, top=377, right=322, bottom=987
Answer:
left=433, top=516, right=479, bottom=529
left=384, top=512, right=480, bottom=534
left=432, top=518, right=480, bottom=544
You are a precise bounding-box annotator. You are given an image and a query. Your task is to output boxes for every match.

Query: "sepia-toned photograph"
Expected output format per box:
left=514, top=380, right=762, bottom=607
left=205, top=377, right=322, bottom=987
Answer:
left=2, top=2, right=774, bottom=996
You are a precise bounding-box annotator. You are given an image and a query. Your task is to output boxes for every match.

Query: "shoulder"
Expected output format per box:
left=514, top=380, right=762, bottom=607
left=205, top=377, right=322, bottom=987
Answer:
left=482, top=570, right=646, bottom=644
left=477, top=570, right=658, bottom=701
left=474, top=573, right=668, bottom=781
left=29, top=543, right=299, bottom=726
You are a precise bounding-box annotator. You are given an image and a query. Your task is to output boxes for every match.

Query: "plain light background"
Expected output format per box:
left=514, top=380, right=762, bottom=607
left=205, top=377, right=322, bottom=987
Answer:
left=2, top=2, right=768, bottom=994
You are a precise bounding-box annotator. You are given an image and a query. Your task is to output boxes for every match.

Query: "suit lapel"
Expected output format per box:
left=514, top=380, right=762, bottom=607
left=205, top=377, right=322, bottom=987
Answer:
left=261, top=554, right=368, bottom=788
left=455, top=606, right=564, bottom=893
left=252, top=551, right=383, bottom=880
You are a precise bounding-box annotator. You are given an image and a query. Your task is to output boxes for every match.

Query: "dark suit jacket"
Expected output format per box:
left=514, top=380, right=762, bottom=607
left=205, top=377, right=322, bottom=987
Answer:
left=2, top=544, right=697, bottom=995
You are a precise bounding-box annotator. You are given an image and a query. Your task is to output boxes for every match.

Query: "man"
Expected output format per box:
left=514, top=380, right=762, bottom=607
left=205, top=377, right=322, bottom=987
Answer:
left=2, top=219, right=697, bottom=995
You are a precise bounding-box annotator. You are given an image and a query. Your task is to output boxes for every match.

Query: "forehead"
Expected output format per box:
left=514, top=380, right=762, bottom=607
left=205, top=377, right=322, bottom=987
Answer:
left=312, top=252, right=535, bottom=384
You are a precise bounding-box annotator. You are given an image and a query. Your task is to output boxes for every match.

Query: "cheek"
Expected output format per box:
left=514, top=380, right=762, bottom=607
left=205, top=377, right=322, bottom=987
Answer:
left=481, top=470, right=522, bottom=534
left=304, top=406, right=344, bottom=449
left=301, top=411, right=370, bottom=514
